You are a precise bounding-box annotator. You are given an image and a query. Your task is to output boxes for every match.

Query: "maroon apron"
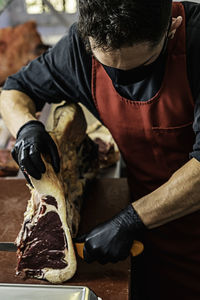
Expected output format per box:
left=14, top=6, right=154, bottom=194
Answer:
left=91, top=2, right=200, bottom=299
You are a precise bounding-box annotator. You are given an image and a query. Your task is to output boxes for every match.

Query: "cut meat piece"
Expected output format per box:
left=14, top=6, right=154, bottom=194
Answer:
left=0, top=116, right=18, bottom=177
left=0, top=116, right=19, bottom=177
left=94, top=137, right=120, bottom=168
left=18, top=210, right=68, bottom=271
left=0, top=149, right=18, bottom=176
left=0, top=116, right=11, bottom=148
left=0, top=20, right=48, bottom=85
left=87, top=120, right=120, bottom=168
left=16, top=102, right=98, bottom=283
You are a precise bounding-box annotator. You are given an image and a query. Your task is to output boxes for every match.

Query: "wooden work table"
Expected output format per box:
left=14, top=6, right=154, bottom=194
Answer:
left=0, top=178, right=131, bottom=300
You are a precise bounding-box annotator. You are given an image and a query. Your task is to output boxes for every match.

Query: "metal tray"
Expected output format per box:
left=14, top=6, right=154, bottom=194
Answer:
left=0, top=284, right=102, bottom=300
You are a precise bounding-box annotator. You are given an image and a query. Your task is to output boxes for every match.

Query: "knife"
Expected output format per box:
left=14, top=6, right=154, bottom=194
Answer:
left=0, top=240, right=144, bottom=258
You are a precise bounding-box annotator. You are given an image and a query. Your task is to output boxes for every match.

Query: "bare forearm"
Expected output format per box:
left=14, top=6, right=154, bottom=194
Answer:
left=133, top=158, right=200, bottom=229
left=0, top=90, right=37, bottom=137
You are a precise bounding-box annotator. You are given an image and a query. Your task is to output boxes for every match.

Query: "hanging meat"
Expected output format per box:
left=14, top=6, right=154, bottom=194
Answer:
left=15, top=102, right=99, bottom=283
left=0, top=20, right=48, bottom=85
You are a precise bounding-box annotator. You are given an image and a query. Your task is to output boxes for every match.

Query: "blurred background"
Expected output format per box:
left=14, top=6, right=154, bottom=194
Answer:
left=0, top=0, right=200, bottom=45
left=0, top=0, right=78, bottom=44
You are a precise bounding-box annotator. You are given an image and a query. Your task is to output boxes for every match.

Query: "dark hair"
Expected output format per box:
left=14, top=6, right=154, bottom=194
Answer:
left=78, top=0, right=172, bottom=51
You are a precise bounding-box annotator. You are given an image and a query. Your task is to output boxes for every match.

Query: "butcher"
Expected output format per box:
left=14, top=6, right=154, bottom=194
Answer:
left=1, top=0, right=200, bottom=299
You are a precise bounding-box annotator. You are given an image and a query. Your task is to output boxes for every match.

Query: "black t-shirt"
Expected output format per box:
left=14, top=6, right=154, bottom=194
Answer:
left=3, top=1, right=200, bottom=161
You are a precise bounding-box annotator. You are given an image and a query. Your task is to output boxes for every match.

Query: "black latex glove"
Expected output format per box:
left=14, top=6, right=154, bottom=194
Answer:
left=75, top=204, right=145, bottom=264
left=12, top=120, right=60, bottom=180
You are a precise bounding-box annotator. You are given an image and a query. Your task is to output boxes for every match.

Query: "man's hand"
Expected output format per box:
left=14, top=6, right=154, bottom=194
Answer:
left=75, top=204, right=145, bottom=264
left=12, top=120, right=60, bottom=180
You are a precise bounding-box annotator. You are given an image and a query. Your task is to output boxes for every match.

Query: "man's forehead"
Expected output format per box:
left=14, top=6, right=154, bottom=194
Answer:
left=89, top=37, right=153, bottom=54
left=89, top=37, right=157, bottom=64
left=88, top=36, right=165, bottom=70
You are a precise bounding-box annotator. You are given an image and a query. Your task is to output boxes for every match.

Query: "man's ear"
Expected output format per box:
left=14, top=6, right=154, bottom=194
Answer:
left=168, top=16, right=183, bottom=39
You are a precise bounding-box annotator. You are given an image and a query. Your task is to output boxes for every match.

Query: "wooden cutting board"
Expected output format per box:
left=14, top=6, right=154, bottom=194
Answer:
left=0, top=178, right=131, bottom=300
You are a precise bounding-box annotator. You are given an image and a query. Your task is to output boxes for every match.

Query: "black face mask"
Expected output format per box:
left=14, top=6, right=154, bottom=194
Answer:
left=102, top=21, right=171, bottom=86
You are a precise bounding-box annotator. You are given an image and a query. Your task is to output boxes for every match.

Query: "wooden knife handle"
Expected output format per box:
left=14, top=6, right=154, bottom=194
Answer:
left=75, top=240, right=144, bottom=260
left=130, top=240, right=144, bottom=256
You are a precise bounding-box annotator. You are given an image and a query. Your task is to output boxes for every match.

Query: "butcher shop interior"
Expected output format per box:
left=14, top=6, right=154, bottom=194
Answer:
left=1, top=0, right=200, bottom=299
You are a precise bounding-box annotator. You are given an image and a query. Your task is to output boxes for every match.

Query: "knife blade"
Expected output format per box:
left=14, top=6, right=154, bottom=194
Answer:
left=0, top=240, right=144, bottom=258
left=0, top=242, right=17, bottom=252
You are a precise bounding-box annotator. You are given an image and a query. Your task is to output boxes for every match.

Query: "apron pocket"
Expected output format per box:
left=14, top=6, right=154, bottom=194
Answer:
left=152, top=121, right=195, bottom=176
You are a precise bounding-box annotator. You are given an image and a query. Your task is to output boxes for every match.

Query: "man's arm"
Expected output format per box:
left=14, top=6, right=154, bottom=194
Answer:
left=77, top=158, right=200, bottom=264
left=133, top=157, right=200, bottom=228
left=0, top=90, right=37, bottom=137
left=0, top=89, right=60, bottom=179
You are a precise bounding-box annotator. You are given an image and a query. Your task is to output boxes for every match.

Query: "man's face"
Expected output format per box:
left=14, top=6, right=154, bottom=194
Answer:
left=89, top=35, right=166, bottom=71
